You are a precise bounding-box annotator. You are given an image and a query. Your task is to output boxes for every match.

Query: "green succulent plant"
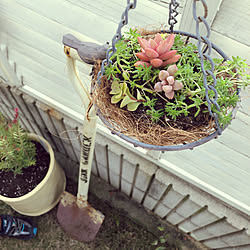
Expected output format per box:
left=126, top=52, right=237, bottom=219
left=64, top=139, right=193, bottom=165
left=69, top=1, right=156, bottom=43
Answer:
left=110, top=80, right=145, bottom=111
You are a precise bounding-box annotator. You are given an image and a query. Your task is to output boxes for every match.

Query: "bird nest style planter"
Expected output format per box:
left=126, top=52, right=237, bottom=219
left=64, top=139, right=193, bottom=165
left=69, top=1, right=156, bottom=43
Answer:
left=91, top=29, right=248, bottom=150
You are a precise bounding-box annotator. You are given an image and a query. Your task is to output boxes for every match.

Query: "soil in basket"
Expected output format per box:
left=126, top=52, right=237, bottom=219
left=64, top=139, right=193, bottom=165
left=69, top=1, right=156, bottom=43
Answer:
left=129, top=94, right=211, bottom=131
left=113, top=67, right=211, bottom=131
left=0, top=141, right=49, bottom=198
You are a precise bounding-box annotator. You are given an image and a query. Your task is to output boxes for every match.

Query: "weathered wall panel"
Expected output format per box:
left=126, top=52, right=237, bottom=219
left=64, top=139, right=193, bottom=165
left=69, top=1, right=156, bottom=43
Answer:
left=212, top=0, right=250, bottom=47
left=178, top=208, right=219, bottom=233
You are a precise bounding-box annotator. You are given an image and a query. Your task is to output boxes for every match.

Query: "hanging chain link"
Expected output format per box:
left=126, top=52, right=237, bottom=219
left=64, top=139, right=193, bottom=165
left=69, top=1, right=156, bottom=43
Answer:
left=97, top=0, right=137, bottom=82
left=168, top=0, right=180, bottom=32
left=193, top=0, right=221, bottom=134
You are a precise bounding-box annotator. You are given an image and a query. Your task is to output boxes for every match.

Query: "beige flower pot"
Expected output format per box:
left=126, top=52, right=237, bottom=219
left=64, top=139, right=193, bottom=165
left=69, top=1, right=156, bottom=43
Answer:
left=0, top=133, right=66, bottom=216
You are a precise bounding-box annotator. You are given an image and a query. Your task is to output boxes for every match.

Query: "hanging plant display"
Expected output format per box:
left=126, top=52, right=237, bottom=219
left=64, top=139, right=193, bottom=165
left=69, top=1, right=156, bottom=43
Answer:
left=89, top=0, right=250, bottom=150
left=92, top=28, right=249, bottom=147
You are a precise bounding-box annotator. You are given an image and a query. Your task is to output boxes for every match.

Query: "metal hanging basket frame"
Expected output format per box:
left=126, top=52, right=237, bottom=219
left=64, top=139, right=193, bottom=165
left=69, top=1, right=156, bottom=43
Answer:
left=94, top=0, right=239, bottom=151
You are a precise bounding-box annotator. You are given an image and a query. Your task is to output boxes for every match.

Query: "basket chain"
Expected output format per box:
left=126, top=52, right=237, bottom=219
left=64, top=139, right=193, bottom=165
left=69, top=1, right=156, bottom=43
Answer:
left=193, top=0, right=222, bottom=133
left=97, top=0, right=137, bottom=82
left=168, top=0, right=180, bottom=32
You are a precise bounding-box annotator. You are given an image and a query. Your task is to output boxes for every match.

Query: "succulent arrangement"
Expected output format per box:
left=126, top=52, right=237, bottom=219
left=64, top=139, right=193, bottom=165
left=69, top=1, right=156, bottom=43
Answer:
left=98, top=29, right=249, bottom=140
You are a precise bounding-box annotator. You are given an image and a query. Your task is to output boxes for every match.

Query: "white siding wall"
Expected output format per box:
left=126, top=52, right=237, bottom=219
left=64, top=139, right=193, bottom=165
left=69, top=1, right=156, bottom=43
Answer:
left=211, top=0, right=250, bottom=63
left=179, top=0, right=250, bottom=64
left=0, top=0, right=183, bottom=115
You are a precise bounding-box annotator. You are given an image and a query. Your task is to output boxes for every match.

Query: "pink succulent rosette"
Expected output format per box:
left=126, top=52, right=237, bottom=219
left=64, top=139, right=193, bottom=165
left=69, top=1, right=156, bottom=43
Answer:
left=154, top=65, right=183, bottom=99
left=134, top=34, right=181, bottom=68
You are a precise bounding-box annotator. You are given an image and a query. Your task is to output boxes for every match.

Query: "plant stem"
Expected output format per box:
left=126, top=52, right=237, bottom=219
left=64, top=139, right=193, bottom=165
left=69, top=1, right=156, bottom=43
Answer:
left=134, top=84, right=154, bottom=94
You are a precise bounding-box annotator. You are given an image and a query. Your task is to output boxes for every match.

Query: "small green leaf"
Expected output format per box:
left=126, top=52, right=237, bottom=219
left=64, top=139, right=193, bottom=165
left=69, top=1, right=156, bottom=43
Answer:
left=122, top=71, right=130, bottom=80
left=127, top=102, right=141, bottom=111
left=110, top=80, right=121, bottom=95
left=125, top=86, right=134, bottom=98
left=157, top=226, right=165, bottom=232
left=121, top=82, right=127, bottom=95
left=137, top=89, right=145, bottom=101
left=120, top=95, right=136, bottom=108
left=194, top=107, right=200, bottom=117
left=155, top=247, right=167, bottom=250
left=120, top=58, right=130, bottom=65
left=151, top=240, right=158, bottom=246
left=115, top=63, right=121, bottom=74
left=111, top=95, right=123, bottom=104
left=159, top=236, right=167, bottom=244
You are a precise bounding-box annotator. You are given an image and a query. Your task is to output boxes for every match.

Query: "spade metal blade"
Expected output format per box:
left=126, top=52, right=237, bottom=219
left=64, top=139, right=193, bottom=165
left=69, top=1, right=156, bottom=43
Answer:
left=57, top=191, right=104, bottom=242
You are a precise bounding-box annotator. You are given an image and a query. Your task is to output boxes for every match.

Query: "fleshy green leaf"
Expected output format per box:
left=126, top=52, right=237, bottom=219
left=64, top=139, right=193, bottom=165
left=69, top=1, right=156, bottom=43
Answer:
left=110, top=80, right=121, bottom=95
left=157, top=226, right=165, bottom=232
left=160, top=236, right=167, bottom=244
left=155, top=246, right=167, bottom=250
left=137, top=89, right=145, bottom=101
left=127, top=102, right=141, bottom=111
left=151, top=240, right=158, bottom=246
left=122, top=71, right=130, bottom=80
left=120, top=95, right=136, bottom=108
left=125, top=86, right=134, bottom=98
left=111, top=95, right=123, bottom=104
left=121, top=82, right=127, bottom=95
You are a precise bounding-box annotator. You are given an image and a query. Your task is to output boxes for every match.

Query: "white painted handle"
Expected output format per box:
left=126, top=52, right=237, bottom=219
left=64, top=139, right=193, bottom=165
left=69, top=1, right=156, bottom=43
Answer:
left=77, top=115, right=97, bottom=200
left=66, top=50, right=97, bottom=201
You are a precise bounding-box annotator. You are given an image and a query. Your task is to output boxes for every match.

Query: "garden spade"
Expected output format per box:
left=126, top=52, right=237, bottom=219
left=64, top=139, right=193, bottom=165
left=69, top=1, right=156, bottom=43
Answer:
left=57, top=35, right=106, bottom=242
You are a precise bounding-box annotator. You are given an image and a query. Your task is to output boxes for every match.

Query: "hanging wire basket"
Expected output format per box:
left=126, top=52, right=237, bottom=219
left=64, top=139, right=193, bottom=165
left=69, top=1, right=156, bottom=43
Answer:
left=91, top=0, right=243, bottom=151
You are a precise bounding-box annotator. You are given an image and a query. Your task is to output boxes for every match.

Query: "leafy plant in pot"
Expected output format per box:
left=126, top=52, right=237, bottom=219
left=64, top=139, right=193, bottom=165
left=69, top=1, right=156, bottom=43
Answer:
left=92, top=29, right=250, bottom=149
left=0, top=108, right=66, bottom=216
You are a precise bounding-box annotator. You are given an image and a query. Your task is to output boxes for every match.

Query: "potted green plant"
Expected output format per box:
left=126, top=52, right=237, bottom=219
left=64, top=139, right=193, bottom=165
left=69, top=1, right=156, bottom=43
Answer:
left=0, top=108, right=66, bottom=216
left=92, top=29, right=250, bottom=147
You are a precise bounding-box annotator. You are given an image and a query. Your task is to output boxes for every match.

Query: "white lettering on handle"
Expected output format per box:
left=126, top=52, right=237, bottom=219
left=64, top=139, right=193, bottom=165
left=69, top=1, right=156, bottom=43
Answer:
left=80, top=169, right=88, bottom=183
left=80, top=135, right=92, bottom=183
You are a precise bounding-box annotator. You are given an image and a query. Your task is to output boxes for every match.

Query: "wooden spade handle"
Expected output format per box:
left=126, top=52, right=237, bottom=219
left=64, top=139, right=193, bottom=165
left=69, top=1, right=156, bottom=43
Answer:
left=66, top=47, right=97, bottom=201
left=77, top=115, right=97, bottom=200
